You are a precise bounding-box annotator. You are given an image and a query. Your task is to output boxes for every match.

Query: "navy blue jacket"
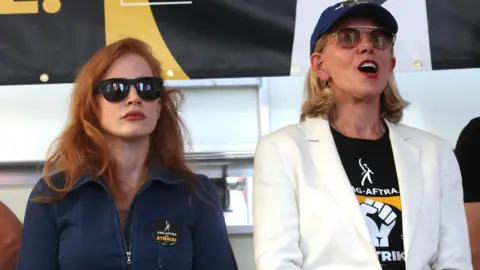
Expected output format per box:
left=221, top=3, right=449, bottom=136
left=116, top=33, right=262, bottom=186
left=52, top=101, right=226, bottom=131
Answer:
left=16, top=167, right=237, bottom=270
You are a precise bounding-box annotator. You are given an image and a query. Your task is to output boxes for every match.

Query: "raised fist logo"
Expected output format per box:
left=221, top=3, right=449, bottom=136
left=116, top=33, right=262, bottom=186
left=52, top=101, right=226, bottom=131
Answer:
left=360, top=199, right=397, bottom=247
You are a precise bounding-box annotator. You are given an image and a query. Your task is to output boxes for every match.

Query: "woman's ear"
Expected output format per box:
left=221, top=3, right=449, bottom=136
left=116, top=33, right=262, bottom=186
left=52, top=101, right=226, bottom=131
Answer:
left=390, top=56, right=396, bottom=71
left=311, top=52, right=329, bottom=81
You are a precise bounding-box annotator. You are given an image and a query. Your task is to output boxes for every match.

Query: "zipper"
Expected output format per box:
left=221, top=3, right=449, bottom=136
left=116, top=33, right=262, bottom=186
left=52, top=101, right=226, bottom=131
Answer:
left=98, top=182, right=134, bottom=269
left=98, top=180, right=150, bottom=270
left=115, top=204, right=133, bottom=268
left=126, top=250, right=132, bottom=265
left=126, top=209, right=135, bottom=269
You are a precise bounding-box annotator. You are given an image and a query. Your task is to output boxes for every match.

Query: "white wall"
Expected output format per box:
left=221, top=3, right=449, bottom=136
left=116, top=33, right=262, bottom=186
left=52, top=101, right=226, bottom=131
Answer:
left=1, top=68, right=480, bottom=270
left=1, top=69, right=478, bottom=163
left=0, top=82, right=260, bottom=163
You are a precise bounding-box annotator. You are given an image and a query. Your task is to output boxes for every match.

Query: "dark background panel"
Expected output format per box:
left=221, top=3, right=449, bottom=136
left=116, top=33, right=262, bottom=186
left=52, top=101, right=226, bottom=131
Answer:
left=426, top=0, right=480, bottom=70
left=149, top=0, right=195, bottom=2
left=0, top=0, right=105, bottom=85
left=149, top=0, right=297, bottom=78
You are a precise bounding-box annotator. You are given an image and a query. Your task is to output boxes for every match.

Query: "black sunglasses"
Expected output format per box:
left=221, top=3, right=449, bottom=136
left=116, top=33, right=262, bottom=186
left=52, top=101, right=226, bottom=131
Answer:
left=333, top=26, right=395, bottom=50
left=95, top=77, right=164, bottom=102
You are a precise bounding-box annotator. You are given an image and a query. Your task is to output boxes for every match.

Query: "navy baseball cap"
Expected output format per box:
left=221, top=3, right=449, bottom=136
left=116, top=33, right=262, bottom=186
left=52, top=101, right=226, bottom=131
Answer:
left=310, top=0, right=398, bottom=54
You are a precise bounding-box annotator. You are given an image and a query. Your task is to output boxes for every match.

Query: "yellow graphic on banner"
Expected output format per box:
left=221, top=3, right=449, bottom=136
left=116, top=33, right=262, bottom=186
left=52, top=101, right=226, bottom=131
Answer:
left=43, top=0, right=61, bottom=13
left=0, top=0, right=61, bottom=15
left=104, top=0, right=189, bottom=80
left=0, top=0, right=37, bottom=14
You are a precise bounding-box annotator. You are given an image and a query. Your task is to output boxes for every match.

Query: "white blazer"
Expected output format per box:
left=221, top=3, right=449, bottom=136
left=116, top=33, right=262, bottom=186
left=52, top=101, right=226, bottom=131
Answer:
left=253, top=117, right=472, bottom=270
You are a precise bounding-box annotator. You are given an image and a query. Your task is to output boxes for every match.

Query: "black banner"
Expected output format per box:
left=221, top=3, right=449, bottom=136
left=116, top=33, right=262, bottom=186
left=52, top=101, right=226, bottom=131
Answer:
left=0, top=0, right=105, bottom=85
left=425, top=0, right=480, bottom=70
left=0, top=0, right=296, bottom=85
left=0, top=0, right=478, bottom=86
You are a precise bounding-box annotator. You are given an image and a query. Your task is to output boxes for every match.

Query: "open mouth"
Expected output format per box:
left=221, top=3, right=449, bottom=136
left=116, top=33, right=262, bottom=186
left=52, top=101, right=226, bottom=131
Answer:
left=358, top=61, right=378, bottom=74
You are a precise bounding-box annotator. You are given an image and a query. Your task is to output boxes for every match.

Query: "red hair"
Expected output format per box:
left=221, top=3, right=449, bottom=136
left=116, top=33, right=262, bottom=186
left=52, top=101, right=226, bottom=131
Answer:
left=35, top=37, right=195, bottom=202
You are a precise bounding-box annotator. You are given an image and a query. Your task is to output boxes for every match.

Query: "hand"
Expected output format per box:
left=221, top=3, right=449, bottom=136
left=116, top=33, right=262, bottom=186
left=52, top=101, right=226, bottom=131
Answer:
left=360, top=199, right=397, bottom=247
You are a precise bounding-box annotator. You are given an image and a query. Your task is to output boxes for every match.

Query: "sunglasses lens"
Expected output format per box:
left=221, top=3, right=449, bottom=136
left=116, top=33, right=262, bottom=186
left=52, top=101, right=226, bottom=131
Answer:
left=136, top=78, right=163, bottom=101
left=336, top=28, right=361, bottom=48
left=96, top=78, right=163, bottom=102
left=369, top=29, right=394, bottom=49
left=99, top=81, right=130, bottom=102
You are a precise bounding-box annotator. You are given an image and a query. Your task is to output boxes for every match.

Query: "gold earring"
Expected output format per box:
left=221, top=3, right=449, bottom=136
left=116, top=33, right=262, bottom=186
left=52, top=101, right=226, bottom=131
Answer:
left=323, top=81, right=332, bottom=95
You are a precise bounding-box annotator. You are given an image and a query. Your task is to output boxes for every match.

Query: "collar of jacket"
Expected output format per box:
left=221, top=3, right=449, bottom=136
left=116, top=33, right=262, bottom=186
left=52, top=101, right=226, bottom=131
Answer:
left=66, top=163, right=184, bottom=193
left=304, top=116, right=409, bottom=141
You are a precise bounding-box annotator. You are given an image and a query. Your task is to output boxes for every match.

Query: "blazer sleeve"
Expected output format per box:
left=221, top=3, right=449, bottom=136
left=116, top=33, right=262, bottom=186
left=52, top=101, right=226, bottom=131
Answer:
left=432, top=143, right=473, bottom=270
left=253, top=136, right=303, bottom=270
left=16, top=182, right=59, bottom=270
left=192, top=174, right=237, bottom=270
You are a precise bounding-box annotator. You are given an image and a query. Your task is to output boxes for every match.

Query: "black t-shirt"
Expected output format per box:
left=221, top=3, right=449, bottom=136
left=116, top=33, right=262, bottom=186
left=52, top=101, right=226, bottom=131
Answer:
left=455, top=117, right=480, bottom=203
left=331, top=126, right=405, bottom=270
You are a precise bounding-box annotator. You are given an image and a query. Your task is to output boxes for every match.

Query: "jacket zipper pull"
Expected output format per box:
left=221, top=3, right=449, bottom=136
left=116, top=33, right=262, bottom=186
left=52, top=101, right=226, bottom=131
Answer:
left=126, top=250, right=132, bottom=264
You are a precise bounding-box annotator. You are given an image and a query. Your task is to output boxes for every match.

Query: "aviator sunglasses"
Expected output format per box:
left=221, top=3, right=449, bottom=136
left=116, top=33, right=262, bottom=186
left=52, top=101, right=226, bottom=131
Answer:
left=95, top=77, right=164, bottom=102
left=333, top=26, right=396, bottom=50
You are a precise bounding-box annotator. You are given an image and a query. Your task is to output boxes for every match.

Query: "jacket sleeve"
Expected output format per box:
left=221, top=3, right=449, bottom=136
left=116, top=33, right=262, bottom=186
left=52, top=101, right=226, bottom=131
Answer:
left=253, top=136, right=303, bottom=270
left=455, top=117, right=480, bottom=202
left=432, top=142, right=473, bottom=270
left=192, top=174, right=237, bottom=270
left=16, top=182, right=59, bottom=270
left=0, top=201, right=22, bottom=270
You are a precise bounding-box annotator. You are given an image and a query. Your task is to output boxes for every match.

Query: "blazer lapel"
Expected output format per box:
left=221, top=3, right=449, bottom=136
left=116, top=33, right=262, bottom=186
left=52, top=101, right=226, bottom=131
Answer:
left=305, top=118, right=374, bottom=248
left=385, top=121, right=423, bottom=264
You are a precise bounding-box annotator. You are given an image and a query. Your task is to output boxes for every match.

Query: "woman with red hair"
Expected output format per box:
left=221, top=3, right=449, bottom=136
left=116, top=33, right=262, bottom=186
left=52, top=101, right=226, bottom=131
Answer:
left=16, top=37, right=237, bottom=270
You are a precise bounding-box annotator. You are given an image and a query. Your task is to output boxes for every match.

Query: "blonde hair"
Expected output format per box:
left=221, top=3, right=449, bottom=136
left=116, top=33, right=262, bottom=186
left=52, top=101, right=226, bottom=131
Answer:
left=300, top=34, right=409, bottom=123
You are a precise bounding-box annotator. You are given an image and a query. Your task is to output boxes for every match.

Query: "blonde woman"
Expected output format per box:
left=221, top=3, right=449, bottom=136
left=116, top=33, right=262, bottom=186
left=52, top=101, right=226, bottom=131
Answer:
left=252, top=1, right=472, bottom=269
